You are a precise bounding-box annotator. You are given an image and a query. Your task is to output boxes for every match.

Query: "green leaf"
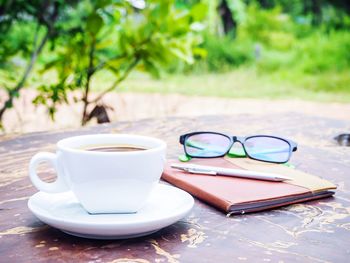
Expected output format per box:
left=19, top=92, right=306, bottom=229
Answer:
left=143, top=59, right=160, bottom=78
left=113, top=8, right=123, bottom=23
left=95, top=39, right=113, bottom=50
left=95, top=0, right=110, bottom=9
left=42, top=58, right=63, bottom=72
left=86, top=13, right=103, bottom=35
left=168, top=45, right=194, bottom=64
left=49, top=107, right=56, bottom=121
left=193, top=47, right=207, bottom=58
left=32, top=95, right=46, bottom=106
left=190, top=2, right=208, bottom=21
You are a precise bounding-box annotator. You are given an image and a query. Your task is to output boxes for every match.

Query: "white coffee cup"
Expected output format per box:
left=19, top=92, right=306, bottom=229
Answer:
left=29, top=134, right=166, bottom=214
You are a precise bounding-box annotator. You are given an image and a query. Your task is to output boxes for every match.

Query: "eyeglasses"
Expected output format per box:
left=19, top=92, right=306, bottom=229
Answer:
left=179, top=132, right=298, bottom=164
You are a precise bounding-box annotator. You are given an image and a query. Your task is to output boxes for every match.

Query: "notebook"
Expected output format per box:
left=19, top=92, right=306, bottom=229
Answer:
left=161, top=157, right=336, bottom=215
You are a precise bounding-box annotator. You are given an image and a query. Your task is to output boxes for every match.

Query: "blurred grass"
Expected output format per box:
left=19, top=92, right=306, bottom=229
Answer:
left=89, top=67, right=350, bottom=102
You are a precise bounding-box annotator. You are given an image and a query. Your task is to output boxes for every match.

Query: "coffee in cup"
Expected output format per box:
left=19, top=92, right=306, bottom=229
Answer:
left=81, top=144, right=147, bottom=152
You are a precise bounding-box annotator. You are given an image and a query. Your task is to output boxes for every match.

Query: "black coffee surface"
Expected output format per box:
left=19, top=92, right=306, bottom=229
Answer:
left=84, top=145, right=147, bottom=152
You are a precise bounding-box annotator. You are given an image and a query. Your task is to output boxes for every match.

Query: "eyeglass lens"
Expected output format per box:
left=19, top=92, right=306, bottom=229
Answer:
left=185, top=133, right=231, bottom=157
left=244, top=136, right=291, bottom=163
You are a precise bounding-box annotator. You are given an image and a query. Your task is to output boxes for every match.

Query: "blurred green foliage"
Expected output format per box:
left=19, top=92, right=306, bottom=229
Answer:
left=193, top=34, right=253, bottom=72
left=185, top=0, right=350, bottom=94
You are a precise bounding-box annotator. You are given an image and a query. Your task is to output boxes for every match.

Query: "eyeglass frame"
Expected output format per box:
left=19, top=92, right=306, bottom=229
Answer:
left=179, top=131, right=298, bottom=164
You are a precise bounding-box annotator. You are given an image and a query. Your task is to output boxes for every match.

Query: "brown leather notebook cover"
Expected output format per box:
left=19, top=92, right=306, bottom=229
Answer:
left=162, top=158, right=336, bottom=215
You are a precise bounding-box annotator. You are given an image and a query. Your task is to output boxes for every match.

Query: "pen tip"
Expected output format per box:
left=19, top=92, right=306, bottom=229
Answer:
left=278, top=177, right=291, bottom=181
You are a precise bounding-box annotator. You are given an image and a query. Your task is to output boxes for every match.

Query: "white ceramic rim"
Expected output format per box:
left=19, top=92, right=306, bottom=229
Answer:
left=56, top=134, right=166, bottom=155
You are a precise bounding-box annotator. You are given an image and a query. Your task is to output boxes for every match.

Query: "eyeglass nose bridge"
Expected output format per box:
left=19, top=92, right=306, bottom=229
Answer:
left=229, top=136, right=246, bottom=150
left=231, top=136, right=246, bottom=145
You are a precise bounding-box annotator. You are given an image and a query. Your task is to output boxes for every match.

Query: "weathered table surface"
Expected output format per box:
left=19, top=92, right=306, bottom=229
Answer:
left=1, top=113, right=350, bottom=263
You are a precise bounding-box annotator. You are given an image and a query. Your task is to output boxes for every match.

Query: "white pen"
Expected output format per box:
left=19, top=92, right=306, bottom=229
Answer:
left=170, top=163, right=291, bottom=182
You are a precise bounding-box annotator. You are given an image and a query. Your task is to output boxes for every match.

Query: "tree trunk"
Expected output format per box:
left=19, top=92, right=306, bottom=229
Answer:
left=219, top=0, right=236, bottom=35
left=258, top=0, right=272, bottom=9
left=311, top=0, right=322, bottom=25
left=81, top=40, right=95, bottom=126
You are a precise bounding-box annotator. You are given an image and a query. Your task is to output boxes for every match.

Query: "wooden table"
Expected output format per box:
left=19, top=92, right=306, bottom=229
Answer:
left=1, top=113, right=349, bottom=262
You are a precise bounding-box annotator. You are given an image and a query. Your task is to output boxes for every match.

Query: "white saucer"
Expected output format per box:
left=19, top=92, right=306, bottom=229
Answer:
left=28, top=184, right=194, bottom=239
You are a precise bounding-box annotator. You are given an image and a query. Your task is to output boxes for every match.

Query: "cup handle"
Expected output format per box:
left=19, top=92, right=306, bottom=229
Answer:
left=29, top=152, right=69, bottom=193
